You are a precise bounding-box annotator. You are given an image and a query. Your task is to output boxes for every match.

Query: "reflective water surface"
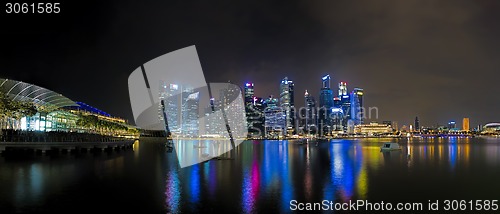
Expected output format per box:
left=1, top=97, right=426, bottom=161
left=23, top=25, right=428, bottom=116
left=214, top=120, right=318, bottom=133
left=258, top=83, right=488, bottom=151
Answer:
left=1, top=137, right=500, bottom=213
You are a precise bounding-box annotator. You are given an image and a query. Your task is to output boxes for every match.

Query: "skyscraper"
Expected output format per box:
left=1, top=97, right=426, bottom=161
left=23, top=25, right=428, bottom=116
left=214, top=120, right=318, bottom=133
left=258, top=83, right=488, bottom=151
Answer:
left=339, top=82, right=351, bottom=131
left=244, top=82, right=254, bottom=108
left=244, top=82, right=264, bottom=137
left=304, top=90, right=317, bottom=134
left=322, top=74, right=331, bottom=89
left=350, top=88, right=364, bottom=125
left=264, top=95, right=286, bottom=139
left=159, top=82, right=181, bottom=134
left=219, top=84, right=246, bottom=138
left=204, top=98, right=225, bottom=137
left=181, top=88, right=200, bottom=137
left=319, top=75, right=334, bottom=135
left=280, top=77, right=295, bottom=135
left=338, top=82, right=348, bottom=97
left=414, top=117, right=420, bottom=131
left=319, top=75, right=334, bottom=108
left=463, top=118, right=470, bottom=131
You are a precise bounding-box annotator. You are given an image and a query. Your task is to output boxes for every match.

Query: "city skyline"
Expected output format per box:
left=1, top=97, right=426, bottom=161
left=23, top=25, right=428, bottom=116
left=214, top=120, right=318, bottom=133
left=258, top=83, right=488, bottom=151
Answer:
left=2, top=0, right=500, bottom=128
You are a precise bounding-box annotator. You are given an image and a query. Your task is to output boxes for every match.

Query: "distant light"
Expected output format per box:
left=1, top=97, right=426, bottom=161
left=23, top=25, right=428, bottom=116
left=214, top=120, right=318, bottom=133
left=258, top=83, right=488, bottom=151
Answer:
left=331, top=108, right=342, bottom=113
left=170, top=84, right=178, bottom=90
left=187, top=92, right=199, bottom=100
left=343, top=95, right=349, bottom=98
left=322, top=75, right=330, bottom=80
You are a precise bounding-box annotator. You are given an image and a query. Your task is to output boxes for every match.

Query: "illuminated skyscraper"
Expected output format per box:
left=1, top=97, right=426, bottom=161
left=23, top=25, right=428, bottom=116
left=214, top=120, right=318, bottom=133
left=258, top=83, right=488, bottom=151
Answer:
left=339, top=82, right=351, bottom=130
left=244, top=82, right=264, bottom=137
left=322, top=74, right=331, bottom=89
left=319, top=75, right=334, bottom=135
left=244, top=82, right=254, bottom=108
left=463, top=118, right=470, bottom=131
left=264, top=95, right=286, bottom=139
left=159, top=82, right=181, bottom=134
left=181, top=88, right=200, bottom=137
left=338, top=82, right=348, bottom=97
left=304, top=90, right=317, bottom=133
left=280, top=77, right=295, bottom=135
left=204, top=98, right=225, bottom=136
left=414, top=117, right=420, bottom=131
left=350, top=88, right=364, bottom=125
left=219, top=85, right=246, bottom=138
left=319, top=75, right=334, bottom=108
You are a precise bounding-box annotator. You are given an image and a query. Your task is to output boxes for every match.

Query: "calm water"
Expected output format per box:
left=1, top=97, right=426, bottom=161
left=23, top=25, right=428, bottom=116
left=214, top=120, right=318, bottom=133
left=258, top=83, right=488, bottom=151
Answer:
left=2, top=137, right=500, bottom=213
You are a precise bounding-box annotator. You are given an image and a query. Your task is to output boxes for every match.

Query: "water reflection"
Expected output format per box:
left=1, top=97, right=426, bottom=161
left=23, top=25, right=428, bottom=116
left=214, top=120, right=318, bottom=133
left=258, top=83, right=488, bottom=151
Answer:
left=163, top=137, right=500, bottom=213
left=2, top=137, right=500, bottom=213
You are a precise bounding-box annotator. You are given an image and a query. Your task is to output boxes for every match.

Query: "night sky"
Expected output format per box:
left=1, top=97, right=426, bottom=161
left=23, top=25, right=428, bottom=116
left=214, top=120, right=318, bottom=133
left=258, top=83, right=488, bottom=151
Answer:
left=1, top=0, right=500, bottom=128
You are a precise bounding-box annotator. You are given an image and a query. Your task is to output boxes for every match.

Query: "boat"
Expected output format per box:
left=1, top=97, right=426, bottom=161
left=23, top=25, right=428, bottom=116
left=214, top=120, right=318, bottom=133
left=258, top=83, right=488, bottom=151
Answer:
left=380, top=142, right=401, bottom=151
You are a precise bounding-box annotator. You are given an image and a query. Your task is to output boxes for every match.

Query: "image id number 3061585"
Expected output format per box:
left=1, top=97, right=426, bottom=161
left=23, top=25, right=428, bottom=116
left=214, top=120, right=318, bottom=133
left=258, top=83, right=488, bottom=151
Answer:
left=5, top=3, right=60, bottom=14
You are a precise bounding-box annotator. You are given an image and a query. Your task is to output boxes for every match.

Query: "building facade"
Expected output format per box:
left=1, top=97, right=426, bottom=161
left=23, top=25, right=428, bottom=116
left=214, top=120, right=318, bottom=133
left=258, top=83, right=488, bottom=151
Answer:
left=279, top=77, right=295, bottom=135
left=304, top=90, right=317, bottom=134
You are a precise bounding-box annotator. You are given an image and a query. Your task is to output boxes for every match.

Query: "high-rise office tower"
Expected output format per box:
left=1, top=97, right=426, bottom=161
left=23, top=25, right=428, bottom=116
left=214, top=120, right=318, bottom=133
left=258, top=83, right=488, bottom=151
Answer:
left=350, top=88, right=364, bottom=125
left=280, top=77, right=295, bottom=135
left=319, top=75, right=335, bottom=135
left=264, top=95, right=286, bottom=139
left=319, top=75, right=334, bottom=108
left=182, top=88, right=200, bottom=137
left=304, top=90, right=316, bottom=133
left=244, top=82, right=254, bottom=108
left=159, top=82, right=181, bottom=134
left=204, top=98, right=225, bottom=136
left=463, top=118, right=470, bottom=131
left=339, top=82, right=351, bottom=130
left=219, top=85, right=246, bottom=138
left=243, top=82, right=264, bottom=137
left=247, top=96, right=266, bottom=137
left=414, top=117, right=420, bottom=131
left=338, top=82, right=348, bottom=97
left=322, top=74, right=331, bottom=88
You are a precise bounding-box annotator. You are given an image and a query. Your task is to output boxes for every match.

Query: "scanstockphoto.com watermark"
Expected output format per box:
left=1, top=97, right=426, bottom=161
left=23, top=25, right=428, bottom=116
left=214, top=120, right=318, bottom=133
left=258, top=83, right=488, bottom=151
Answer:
left=290, top=200, right=423, bottom=212
left=290, top=199, right=500, bottom=212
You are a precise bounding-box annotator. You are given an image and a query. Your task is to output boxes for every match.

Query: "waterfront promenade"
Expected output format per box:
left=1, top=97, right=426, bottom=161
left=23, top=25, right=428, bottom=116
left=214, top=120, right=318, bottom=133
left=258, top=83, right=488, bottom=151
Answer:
left=0, top=129, right=136, bottom=154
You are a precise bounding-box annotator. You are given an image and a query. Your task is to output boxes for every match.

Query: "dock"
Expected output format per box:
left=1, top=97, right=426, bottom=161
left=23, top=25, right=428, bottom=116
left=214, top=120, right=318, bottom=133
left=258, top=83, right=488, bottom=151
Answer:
left=0, top=140, right=135, bottom=154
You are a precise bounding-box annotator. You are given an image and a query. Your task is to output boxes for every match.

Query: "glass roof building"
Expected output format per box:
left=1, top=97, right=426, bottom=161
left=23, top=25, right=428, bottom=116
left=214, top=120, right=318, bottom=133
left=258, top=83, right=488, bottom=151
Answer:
left=0, top=78, right=77, bottom=109
left=0, top=78, right=131, bottom=135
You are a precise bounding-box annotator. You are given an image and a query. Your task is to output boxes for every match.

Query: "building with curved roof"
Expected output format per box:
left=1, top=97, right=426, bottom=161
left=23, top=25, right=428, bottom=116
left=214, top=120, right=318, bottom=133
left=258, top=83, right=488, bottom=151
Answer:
left=482, top=123, right=500, bottom=134
left=0, top=78, right=131, bottom=134
left=0, top=78, right=77, bottom=108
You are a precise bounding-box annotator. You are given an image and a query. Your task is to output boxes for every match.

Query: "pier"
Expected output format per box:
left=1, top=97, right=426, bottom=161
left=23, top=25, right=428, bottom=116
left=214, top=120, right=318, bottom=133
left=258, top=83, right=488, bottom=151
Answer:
left=0, top=140, right=135, bottom=155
